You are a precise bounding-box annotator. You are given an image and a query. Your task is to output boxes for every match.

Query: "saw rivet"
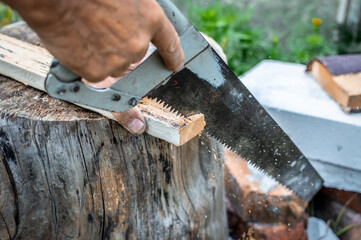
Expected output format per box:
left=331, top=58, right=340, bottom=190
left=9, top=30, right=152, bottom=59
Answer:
left=56, top=86, right=66, bottom=96
left=112, top=94, right=121, bottom=101
left=71, top=84, right=80, bottom=93
left=128, top=97, right=137, bottom=106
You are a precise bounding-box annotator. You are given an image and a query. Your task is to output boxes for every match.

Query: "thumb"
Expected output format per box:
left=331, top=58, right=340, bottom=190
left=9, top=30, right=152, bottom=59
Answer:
left=112, top=107, right=146, bottom=134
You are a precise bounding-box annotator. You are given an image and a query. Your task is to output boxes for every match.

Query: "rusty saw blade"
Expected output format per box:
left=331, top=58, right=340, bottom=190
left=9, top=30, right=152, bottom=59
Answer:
left=148, top=46, right=323, bottom=201
left=43, top=0, right=323, bottom=202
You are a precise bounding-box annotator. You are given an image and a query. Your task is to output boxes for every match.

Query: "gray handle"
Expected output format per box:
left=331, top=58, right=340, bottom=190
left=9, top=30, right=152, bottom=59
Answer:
left=45, top=0, right=209, bottom=112
left=156, top=0, right=192, bottom=36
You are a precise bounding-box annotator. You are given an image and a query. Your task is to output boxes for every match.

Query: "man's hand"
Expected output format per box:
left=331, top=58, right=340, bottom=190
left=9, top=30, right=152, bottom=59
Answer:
left=4, top=0, right=184, bottom=82
left=3, top=0, right=185, bottom=134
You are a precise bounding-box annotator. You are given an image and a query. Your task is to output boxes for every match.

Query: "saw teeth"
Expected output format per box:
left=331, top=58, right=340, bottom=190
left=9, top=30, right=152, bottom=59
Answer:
left=163, top=103, right=170, bottom=109
left=176, top=112, right=184, bottom=118
left=170, top=106, right=177, bottom=113
left=151, top=97, right=186, bottom=118
left=149, top=99, right=302, bottom=200
left=205, top=129, right=300, bottom=199
left=169, top=105, right=179, bottom=114
left=146, top=95, right=157, bottom=101
left=205, top=130, right=232, bottom=150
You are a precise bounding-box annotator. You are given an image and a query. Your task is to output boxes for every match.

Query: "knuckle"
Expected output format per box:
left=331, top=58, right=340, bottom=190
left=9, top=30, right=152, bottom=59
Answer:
left=154, top=12, right=164, bottom=26
left=102, top=55, right=128, bottom=78
left=134, top=39, right=149, bottom=53
left=129, top=38, right=149, bottom=59
left=84, top=65, right=106, bottom=82
left=148, top=5, right=164, bottom=26
left=111, top=64, right=130, bottom=78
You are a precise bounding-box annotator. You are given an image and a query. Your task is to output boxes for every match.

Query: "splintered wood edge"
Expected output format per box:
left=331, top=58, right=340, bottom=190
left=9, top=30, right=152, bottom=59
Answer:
left=138, top=98, right=205, bottom=146
left=0, top=33, right=205, bottom=146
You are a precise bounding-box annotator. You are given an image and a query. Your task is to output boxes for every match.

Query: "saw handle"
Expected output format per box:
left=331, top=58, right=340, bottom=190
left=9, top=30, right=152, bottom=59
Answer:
left=45, top=0, right=208, bottom=112
left=156, top=0, right=192, bottom=36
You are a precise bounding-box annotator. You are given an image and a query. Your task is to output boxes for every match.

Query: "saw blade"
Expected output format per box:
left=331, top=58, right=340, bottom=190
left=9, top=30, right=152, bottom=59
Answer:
left=149, top=47, right=323, bottom=201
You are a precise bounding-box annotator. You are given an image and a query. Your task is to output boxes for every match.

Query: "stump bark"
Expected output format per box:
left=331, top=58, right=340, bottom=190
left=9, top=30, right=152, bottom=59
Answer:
left=0, top=23, right=227, bottom=240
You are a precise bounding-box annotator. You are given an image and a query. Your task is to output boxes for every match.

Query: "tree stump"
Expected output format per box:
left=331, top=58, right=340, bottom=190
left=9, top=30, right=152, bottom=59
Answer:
left=0, top=23, right=227, bottom=240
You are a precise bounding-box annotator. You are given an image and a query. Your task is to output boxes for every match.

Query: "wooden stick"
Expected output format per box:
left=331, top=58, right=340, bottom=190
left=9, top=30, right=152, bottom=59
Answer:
left=0, top=33, right=205, bottom=146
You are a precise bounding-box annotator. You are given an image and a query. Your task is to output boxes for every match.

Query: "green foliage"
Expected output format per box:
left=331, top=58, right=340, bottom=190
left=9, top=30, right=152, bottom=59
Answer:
left=287, top=18, right=337, bottom=64
left=0, top=0, right=338, bottom=76
left=186, top=0, right=265, bottom=75
left=331, top=194, right=361, bottom=237
left=185, top=0, right=337, bottom=76
left=308, top=194, right=361, bottom=237
left=0, top=3, right=20, bottom=28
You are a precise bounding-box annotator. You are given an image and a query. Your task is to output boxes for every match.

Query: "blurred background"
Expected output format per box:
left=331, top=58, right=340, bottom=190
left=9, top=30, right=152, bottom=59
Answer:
left=1, top=1, right=361, bottom=239
left=1, top=0, right=360, bottom=75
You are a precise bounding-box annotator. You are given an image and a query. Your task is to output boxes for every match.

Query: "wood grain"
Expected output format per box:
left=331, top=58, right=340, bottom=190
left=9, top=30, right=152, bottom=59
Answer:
left=0, top=77, right=227, bottom=239
left=307, top=58, right=361, bottom=113
left=0, top=151, right=17, bottom=240
left=0, top=29, right=205, bottom=146
left=0, top=22, right=227, bottom=239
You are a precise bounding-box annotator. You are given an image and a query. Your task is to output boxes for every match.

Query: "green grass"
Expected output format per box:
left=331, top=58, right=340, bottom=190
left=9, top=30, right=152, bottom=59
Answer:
left=0, top=0, right=341, bottom=76
left=180, top=0, right=338, bottom=75
left=308, top=194, right=361, bottom=237
left=331, top=194, right=361, bottom=237
left=185, top=0, right=268, bottom=75
left=0, top=3, right=20, bottom=28
left=186, top=1, right=261, bottom=74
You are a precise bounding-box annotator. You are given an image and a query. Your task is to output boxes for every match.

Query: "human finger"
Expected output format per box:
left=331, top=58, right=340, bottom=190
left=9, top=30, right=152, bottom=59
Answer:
left=151, top=13, right=184, bottom=72
left=112, top=107, right=146, bottom=134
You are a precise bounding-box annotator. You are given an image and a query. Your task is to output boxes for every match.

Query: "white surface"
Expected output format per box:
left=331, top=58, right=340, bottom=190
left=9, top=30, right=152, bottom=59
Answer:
left=307, top=217, right=339, bottom=240
left=240, top=60, right=361, bottom=192
left=240, top=60, right=361, bottom=127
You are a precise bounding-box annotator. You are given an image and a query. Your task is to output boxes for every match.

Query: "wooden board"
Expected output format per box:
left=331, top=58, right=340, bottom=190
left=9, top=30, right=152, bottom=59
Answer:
left=0, top=33, right=205, bottom=146
left=0, top=22, right=228, bottom=239
left=0, top=76, right=227, bottom=239
left=307, top=56, right=361, bottom=113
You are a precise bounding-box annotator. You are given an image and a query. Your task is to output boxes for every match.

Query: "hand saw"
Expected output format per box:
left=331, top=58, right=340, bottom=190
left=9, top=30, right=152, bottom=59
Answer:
left=44, top=0, right=323, bottom=201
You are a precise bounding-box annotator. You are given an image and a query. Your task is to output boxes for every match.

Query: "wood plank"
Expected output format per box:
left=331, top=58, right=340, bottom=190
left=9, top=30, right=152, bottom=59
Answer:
left=242, top=60, right=361, bottom=193
left=0, top=76, right=227, bottom=239
left=0, top=33, right=205, bottom=146
left=307, top=56, right=361, bottom=113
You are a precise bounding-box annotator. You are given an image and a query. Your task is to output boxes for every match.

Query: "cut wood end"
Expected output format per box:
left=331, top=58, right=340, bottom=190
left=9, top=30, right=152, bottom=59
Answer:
left=0, top=33, right=206, bottom=146
left=307, top=58, right=361, bottom=112
left=139, top=97, right=205, bottom=146
left=178, top=114, right=205, bottom=146
left=308, top=61, right=352, bottom=110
